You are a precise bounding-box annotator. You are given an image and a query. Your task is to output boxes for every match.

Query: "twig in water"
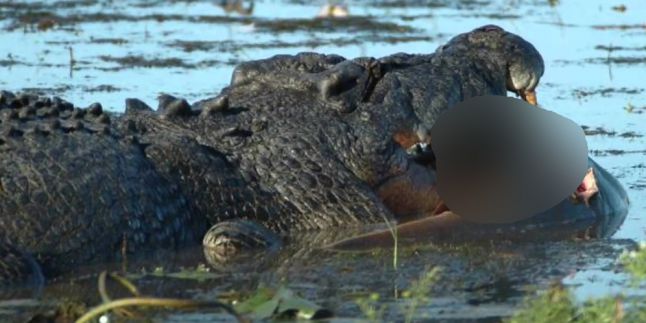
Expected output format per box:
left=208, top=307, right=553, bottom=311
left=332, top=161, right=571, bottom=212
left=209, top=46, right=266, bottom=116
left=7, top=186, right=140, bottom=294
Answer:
left=68, top=47, right=75, bottom=78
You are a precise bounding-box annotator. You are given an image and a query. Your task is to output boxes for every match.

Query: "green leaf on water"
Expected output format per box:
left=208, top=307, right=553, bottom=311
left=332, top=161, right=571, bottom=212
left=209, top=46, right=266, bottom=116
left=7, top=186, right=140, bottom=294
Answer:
left=275, top=287, right=331, bottom=319
left=234, top=287, right=277, bottom=318
left=234, top=286, right=332, bottom=320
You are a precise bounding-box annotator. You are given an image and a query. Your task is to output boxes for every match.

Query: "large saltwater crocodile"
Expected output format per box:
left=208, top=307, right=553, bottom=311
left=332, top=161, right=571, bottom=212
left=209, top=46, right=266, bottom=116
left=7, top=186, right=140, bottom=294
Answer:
left=0, top=25, right=629, bottom=284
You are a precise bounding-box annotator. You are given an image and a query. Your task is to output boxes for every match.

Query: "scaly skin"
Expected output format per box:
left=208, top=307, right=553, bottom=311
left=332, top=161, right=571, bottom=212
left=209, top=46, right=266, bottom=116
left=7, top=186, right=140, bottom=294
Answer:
left=201, top=25, right=625, bottom=251
left=0, top=61, right=413, bottom=284
left=199, top=25, right=543, bottom=247
left=0, top=92, right=199, bottom=283
left=0, top=25, right=628, bottom=284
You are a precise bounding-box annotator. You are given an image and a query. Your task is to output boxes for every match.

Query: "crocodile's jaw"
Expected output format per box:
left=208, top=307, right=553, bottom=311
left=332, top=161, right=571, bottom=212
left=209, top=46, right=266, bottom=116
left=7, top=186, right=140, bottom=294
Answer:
left=329, top=157, right=629, bottom=250
left=375, top=160, right=440, bottom=220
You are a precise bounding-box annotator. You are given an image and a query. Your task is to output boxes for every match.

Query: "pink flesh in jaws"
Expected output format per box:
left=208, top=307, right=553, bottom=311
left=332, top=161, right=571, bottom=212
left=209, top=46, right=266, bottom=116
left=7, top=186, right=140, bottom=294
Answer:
left=575, top=168, right=599, bottom=206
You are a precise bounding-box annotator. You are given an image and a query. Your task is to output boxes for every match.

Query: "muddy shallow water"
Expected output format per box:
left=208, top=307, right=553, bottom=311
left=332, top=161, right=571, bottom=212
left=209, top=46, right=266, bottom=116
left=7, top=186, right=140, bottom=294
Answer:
left=0, top=0, right=645, bottom=321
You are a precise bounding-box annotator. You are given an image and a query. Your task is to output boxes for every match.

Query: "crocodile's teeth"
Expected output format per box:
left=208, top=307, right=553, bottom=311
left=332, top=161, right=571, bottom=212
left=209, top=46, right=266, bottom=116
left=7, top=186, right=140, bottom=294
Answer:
left=405, top=142, right=427, bottom=155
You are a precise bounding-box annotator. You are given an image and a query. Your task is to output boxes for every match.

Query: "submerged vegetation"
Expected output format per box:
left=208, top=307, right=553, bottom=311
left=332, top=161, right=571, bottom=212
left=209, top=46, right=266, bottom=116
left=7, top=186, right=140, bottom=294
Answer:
left=64, top=245, right=646, bottom=322
left=68, top=266, right=442, bottom=322
left=621, top=242, right=646, bottom=281
left=354, top=266, right=440, bottom=322
left=400, top=267, right=442, bottom=323
left=508, top=242, right=646, bottom=323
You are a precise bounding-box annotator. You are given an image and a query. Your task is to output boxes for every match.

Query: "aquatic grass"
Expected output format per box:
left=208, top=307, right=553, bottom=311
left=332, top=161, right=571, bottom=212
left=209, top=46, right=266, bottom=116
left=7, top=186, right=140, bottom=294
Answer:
left=506, top=285, right=627, bottom=323
left=577, top=297, right=624, bottom=323
left=355, top=292, right=387, bottom=322
left=508, top=242, right=646, bottom=323
left=507, top=284, right=576, bottom=323
left=79, top=272, right=332, bottom=322
left=620, top=242, right=646, bottom=280
left=401, top=267, right=441, bottom=323
left=355, top=266, right=441, bottom=322
left=385, top=219, right=399, bottom=270
left=39, top=300, right=87, bottom=323
left=97, top=271, right=140, bottom=319
left=374, top=206, right=399, bottom=269
left=75, top=297, right=244, bottom=323
left=76, top=271, right=243, bottom=323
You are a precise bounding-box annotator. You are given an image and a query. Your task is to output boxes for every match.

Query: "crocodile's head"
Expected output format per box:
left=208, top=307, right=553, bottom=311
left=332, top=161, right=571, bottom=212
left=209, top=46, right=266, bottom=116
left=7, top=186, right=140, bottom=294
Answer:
left=379, top=25, right=547, bottom=160
left=437, top=25, right=545, bottom=105
left=352, top=26, right=627, bottom=243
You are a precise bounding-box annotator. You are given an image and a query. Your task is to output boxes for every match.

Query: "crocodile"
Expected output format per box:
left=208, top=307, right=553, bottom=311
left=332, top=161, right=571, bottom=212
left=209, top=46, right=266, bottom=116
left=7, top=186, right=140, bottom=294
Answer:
left=0, top=25, right=629, bottom=285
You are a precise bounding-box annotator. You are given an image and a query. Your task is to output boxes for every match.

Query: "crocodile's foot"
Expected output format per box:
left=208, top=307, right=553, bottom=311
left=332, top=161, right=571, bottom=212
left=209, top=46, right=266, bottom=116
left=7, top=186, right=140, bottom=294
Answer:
left=202, top=220, right=282, bottom=264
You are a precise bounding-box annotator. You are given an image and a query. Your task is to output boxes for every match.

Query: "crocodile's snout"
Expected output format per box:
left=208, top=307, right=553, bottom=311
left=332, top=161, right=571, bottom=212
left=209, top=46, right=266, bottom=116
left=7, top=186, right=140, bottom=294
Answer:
left=449, top=25, right=545, bottom=105
left=500, top=31, right=544, bottom=105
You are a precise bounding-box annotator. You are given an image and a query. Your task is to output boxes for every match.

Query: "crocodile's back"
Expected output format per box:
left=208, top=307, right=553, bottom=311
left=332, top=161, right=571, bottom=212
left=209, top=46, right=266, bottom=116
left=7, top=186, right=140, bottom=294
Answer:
left=0, top=93, right=195, bottom=274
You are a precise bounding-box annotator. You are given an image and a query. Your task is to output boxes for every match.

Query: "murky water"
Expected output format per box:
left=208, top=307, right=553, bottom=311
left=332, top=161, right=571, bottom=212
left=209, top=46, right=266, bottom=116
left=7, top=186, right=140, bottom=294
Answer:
left=0, top=0, right=644, bottom=321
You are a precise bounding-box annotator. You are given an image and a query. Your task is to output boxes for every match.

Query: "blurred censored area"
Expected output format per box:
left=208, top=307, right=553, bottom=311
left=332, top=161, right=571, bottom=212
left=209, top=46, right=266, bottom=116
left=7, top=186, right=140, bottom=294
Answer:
left=431, top=96, right=588, bottom=223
